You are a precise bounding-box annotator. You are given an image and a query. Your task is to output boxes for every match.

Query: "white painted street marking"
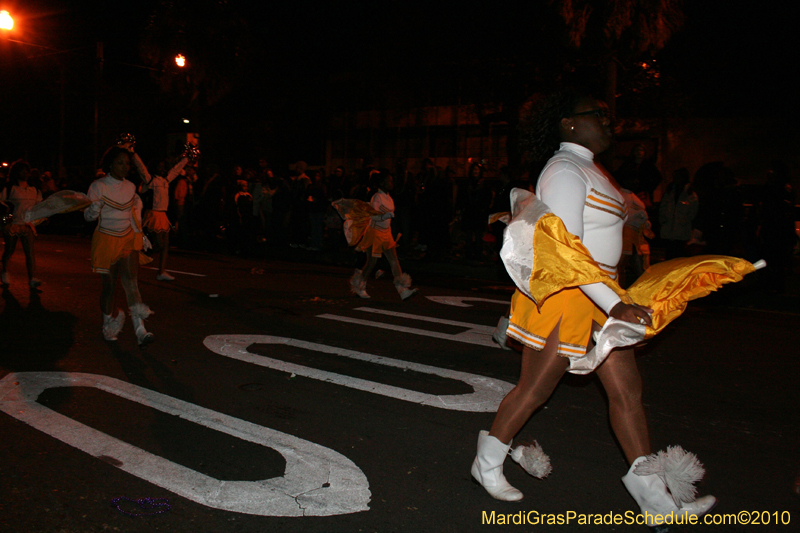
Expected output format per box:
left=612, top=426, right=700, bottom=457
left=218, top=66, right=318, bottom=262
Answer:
left=0, top=372, right=370, bottom=517
left=318, top=307, right=497, bottom=347
left=354, top=307, right=496, bottom=328
left=425, top=296, right=510, bottom=308
left=142, top=267, right=206, bottom=277
left=204, top=335, right=514, bottom=412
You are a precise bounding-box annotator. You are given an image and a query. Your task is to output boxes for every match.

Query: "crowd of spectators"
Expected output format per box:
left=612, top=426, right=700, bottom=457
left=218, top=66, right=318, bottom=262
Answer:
left=615, top=145, right=797, bottom=293
left=1, top=147, right=796, bottom=293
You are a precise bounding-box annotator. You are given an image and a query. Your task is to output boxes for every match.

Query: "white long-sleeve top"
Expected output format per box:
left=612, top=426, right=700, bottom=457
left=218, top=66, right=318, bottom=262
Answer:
left=370, top=189, right=395, bottom=230
left=137, top=156, right=189, bottom=212
left=536, top=142, right=626, bottom=314
left=0, top=184, right=42, bottom=225
left=84, top=175, right=142, bottom=237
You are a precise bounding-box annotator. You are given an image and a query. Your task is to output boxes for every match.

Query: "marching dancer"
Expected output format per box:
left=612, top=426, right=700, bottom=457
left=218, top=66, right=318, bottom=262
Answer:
left=0, top=160, right=43, bottom=289
left=135, top=146, right=194, bottom=280
left=85, top=143, right=155, bottom=347
left=339, top=169, right=417, bottom=300
left=471, top=88, right=716, bottom=527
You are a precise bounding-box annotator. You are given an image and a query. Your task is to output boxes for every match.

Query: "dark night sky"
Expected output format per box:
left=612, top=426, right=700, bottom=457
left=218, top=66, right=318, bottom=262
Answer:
left=1, top=0, right=797, bottom=170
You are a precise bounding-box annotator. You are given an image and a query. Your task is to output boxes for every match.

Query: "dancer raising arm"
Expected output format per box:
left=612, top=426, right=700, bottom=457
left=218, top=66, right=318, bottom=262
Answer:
left=135, top=151, right=190, bottom=281
left=85, top=145, right=155, bottom=347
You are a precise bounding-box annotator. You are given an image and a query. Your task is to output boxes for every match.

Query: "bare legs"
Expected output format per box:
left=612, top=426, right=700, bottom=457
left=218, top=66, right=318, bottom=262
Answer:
left=101, top=251, right=152, bottom=345
left=100, top=265, right=118, bottom=315
left=360, top=254, right=379, bottom=280
left=489, top=323, right=568, bottom=444
left=100, top=251, right=143, bottom=314
left=2, top=231, right=37, bottom=283
left=361, top=247, right=403, bottom=280
left=488, top=320, right=651, bottom=464
left=595, top=346, right=650, bottom=462
left=156, top=231, right=169, bottom=275
left=383, top=247, right=404, bottom=278
left=1, top=234, right=17, bottom=282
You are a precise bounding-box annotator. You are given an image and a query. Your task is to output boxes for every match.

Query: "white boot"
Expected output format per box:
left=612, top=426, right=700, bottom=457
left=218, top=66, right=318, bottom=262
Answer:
left=130, top=303, right=155, bottom=347
left=349, top=269, right=370, bottom=299
left=471, top=430, right=523, bottom=501
left=492, top=316, right=512, bottom=350
left=102, top=309, right=125, bottom=341
left=393, top=273, right=418, bottom=301
left=622, top=447, right=716, bottom=527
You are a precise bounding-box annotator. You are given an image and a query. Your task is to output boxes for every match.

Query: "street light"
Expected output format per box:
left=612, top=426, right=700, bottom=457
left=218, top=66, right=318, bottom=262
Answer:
left=175, top=54, right=186, bottom=67
left=0, top=10, right=13, bottom=31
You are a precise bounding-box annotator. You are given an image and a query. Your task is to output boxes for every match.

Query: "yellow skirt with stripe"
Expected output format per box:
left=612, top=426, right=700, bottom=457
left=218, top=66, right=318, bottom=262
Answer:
left=143, top=210, right=171, bottom=233
left=507, top=287, right=607, bottom=358
left=356, top=226, right=396, bottom=257
left=91, top=229, right=152, bottom=274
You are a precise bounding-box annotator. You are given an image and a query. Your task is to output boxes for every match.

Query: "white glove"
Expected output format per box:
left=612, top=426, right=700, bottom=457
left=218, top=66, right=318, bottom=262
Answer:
left=84, top=200, right=104, bottom=221
left=142, top=234, right=152, bottom=251
left=371, top=212, right=394, bottom=221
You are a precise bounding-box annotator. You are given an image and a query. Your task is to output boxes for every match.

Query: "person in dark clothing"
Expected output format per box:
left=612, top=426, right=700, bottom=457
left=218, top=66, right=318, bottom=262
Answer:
left=306, top=170, right=327, bottom=251
left=693, top=162, right=745, bottom=256
left=288, top=162, right=311, bottom=248
left=616, top=143, right=662, bottom=208
left=232, top=179, right=253, bottom=255
left=462, top=163, right=495, bottom=259
left=417, top=159, right=453, bottom=260
left=659, top=168, right=699, bottom=260
left=757, top=160, right=796, bottom=293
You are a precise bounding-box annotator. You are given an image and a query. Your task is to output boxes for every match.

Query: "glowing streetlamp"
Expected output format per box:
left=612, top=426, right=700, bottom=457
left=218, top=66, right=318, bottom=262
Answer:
left=0, top=10, right=13, bottom=30
left=175, top=54, right=186, bottom=67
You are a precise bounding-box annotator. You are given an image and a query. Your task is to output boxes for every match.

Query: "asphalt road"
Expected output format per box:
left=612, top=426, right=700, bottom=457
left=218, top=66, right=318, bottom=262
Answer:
left=1, top=235, right=798, bottom=532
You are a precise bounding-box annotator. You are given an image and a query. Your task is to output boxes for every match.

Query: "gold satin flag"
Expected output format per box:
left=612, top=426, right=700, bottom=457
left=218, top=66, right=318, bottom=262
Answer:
left=626, top=255, right=756, bottom=338
left=528, top=213, right=757, bottom=339
left=332, top=198, right=382, bottom=247
left=24, top=190, right=92, bottom=226
left=529, top=212, right=630, bottom=306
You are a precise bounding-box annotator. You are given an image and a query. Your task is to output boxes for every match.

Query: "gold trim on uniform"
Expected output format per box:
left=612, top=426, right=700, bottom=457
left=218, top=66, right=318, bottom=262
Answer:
left=585, top=188, right=626, bottom=220
left=506, top=287, right=607, bottom=357
left=589, top=188, right=625, bottom=208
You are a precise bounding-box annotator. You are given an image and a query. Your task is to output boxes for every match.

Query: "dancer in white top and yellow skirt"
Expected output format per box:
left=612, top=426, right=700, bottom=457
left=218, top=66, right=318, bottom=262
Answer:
left=335, top=170, right=418, bottom=300
left=471, top=88, right=716, bottom=528
left=85, top=144, right=155, bottom=347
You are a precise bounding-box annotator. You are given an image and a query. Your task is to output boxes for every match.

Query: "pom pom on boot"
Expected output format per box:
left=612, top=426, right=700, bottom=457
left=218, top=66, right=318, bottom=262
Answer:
left=130, top=303, right=155, bottom=347
left=510, top=441, right=552, bottom=479
left=393, top=273, right=418, bottom=300
left=349, top=269, right=370, bottom=299
left=633, top=445, right=706, bottom=507
left=622, top=446, right=716, bottom=527
left=103, top=309, right=125, bottom=341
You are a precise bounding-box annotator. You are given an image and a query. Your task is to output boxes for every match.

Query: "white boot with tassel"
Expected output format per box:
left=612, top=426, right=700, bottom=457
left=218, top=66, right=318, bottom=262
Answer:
left=393, top=273, right=418, bottom=301
left=471, top=430, right=524, bottom=501
left=102, top=309, right=125, bottom=341
left=130, top=303, right=155, bottom=347
left=509, top=440, right=552, bottom=479
left=349, top=269, right=370, bottom=299
left=622, top=446, right=716, bottom=527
